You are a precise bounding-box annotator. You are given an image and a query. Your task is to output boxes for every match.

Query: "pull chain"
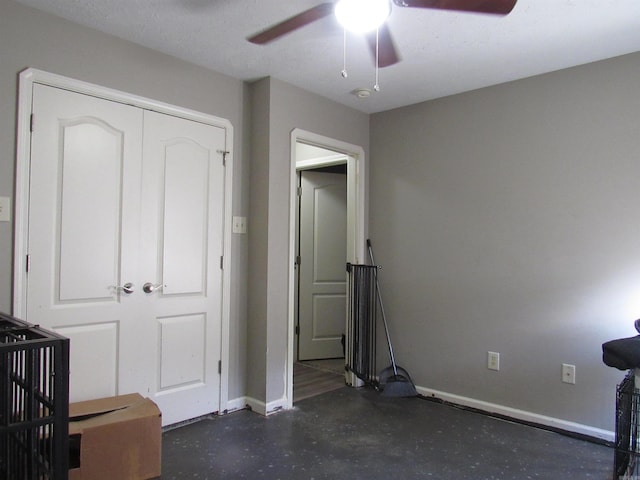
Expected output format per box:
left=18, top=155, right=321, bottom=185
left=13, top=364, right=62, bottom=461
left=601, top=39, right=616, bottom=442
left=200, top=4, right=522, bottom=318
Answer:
left=374, top=27, right=380, bottom=92
left=341, top=27, right=348, bottom=78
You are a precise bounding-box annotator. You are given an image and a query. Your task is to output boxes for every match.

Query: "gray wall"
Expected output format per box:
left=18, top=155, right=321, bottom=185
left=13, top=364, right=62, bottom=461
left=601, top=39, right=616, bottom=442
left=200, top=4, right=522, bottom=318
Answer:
left=0, top=0, right=249, bottom=399
left=247, top=77, right=369, bottom=404
left=246, top=78, right=270, bottom=403
left=370, top=52, right=640, bottom=431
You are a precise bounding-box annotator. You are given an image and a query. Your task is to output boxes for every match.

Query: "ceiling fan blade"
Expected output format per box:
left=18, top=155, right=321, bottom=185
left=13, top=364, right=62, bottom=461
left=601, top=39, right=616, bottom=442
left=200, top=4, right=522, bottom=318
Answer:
left=392, top=0, right=517, bottom=15
left=366, top=25, right=400, bottom=68
left=248, top=3, right=335, bottom=44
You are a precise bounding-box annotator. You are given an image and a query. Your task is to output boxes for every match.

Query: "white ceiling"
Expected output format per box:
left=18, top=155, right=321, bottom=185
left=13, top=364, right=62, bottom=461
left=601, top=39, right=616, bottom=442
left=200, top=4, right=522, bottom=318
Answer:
left=14, top=0, right=640, bottom=113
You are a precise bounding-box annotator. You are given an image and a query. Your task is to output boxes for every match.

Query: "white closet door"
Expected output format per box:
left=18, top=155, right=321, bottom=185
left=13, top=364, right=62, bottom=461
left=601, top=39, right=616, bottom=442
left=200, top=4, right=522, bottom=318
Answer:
left=28, top=84, right=144, bottom=402
left=139, top=110, right=226, bottom=424
left=26, top=84, right=225, bottom=425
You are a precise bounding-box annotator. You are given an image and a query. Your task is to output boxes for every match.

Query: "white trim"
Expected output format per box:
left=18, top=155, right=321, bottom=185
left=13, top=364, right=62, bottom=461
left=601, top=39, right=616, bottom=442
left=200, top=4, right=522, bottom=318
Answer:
left=224, top=396, right=249, bottom=414
left=217, top=396, right=288, bottom=417
left=286, top=129, right=367, bottom=409
left=13, top=67, right=233, bottom=415
left=244, top=396, right=290, bottom=417
left=416, top=385, right=614, bottom=442
left=244, top=397, right=266, bottom=416
left=296, top=153, right=347, bottom=170
left=266, top=397, right=289, bottom=415
left=219, top=123, right=234, bottom=415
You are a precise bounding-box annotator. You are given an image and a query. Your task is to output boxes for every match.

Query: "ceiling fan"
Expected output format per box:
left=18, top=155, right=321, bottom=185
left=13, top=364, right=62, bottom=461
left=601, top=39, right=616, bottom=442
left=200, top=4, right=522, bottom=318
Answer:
left=248, top=0, right=518, bottom=68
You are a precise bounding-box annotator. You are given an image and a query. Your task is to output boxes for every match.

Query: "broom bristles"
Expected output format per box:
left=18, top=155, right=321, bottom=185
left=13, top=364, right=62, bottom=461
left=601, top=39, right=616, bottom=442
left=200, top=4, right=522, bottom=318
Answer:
left=381, top=376, right=417, bottom=397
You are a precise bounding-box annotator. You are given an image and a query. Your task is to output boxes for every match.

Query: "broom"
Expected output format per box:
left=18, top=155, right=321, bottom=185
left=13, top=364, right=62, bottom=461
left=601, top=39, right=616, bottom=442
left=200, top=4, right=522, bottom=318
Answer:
left=367, top=239, right=417, bottom=397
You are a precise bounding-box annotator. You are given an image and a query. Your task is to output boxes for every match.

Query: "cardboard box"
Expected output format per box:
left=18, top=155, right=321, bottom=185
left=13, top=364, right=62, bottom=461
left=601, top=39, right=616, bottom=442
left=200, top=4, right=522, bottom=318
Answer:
left=68, top=393, right=162, bottom=480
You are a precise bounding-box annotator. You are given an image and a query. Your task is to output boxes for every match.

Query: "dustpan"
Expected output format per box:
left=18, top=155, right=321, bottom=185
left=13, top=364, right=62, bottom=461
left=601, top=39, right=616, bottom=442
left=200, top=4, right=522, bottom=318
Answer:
left=367, top=239, right=417, bottom=398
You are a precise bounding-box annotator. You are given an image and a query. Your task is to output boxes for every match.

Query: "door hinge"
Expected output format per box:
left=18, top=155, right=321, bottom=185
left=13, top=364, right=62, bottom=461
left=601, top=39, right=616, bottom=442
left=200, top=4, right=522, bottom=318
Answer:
left=218, top=360, right=222, bottom=374
left=217, top=149, right=229, bottom=166
left=297, top=186, right=302, bottom=197
left=25, top=254, right=30, bottom=273
left=295, top=255, right=301, bottom=266
left=30, top=114, right=34, bottom=133
left=220, top=255, right=224, bottom=270
left=295, top=325, right=299, bottom=335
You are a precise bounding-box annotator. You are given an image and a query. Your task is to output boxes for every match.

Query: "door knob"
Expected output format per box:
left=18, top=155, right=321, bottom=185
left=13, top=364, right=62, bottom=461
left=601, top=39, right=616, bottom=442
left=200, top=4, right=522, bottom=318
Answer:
left=143, top=282, right=164, bottom=294
left=115, top=282, right=135, bottom=294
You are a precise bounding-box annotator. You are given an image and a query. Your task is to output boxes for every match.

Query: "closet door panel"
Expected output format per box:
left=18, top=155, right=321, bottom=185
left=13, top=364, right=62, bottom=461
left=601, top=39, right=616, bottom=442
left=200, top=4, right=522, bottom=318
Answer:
left=28, top=84, right=143, bottom=402
left=140, top=110, right=226, bottom=424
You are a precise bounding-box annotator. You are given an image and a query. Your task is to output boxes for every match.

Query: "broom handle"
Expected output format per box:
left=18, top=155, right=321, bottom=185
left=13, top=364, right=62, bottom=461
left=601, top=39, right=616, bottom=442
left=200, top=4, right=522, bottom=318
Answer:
left=367, top=239, right=399, bottom=376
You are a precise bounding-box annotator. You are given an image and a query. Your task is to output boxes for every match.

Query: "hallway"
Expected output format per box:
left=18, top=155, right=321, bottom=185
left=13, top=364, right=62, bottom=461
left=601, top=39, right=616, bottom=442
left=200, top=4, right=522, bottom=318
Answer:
left=293, top=359, right=345, bottom=403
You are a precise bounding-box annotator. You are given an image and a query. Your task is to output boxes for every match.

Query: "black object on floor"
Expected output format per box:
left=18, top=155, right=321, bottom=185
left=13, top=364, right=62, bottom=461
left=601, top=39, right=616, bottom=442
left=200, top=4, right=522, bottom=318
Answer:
left=614, top=370, right=640, bottom=479
left=366, top=239, right=417, bottom=397
left=346, top=263, right=378, bottom=386
left=0, top=312, right=70, bottom=480
left=162, top=387, right=612, bottom=479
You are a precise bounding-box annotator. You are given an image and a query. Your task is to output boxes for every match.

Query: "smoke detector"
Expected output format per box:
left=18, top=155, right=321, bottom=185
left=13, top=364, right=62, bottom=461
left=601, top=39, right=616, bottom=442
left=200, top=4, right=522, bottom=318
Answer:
left=353, top=88, right=372, bottom=99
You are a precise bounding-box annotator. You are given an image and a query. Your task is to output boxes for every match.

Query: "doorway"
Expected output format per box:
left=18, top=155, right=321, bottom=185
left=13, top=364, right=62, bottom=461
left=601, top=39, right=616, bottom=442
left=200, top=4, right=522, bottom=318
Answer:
left=294, top=161, right=347, bottom=402
left=287, top=130, right=367, bottom=406
left=297, top=164, right=347, bottom=361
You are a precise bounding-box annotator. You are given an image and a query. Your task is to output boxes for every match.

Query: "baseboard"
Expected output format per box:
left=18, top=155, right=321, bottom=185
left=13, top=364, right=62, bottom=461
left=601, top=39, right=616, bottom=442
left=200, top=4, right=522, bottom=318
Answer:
left=225, top=396, right=249, bottom=414
left=265, top=396, right=290, bottom=415
left=415, top=385, right=614, bottom=443
left=243, top=396, right=291, bottom=416
left=242, top=396, right=265, bottom=415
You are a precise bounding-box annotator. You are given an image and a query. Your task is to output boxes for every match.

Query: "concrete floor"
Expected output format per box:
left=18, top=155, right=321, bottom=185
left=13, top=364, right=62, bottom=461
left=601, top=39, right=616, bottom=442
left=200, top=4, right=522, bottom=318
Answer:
left=161, top=386, right=613, bottom=479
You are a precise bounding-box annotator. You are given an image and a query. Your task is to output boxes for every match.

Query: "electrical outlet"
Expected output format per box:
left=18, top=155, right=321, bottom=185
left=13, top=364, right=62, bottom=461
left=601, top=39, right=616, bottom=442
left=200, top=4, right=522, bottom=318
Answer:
left=0, top=196, right=10, bottom=222
left=562, top=364, right=576, bottom=384
left=232, top=216, right=247, bottom=234
left=487, top=351, right=500, bottom=371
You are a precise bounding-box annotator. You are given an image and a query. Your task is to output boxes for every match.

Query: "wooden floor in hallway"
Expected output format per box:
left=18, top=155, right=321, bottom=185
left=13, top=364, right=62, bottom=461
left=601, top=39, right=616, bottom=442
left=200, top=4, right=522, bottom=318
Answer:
left=293, top=359, right=345, bottom=403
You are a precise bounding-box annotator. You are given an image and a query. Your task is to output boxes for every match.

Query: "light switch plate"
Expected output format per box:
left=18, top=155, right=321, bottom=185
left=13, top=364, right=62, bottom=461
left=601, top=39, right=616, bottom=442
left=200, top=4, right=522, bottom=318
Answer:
left=232, top=216, right=247, bottom=234
left=562, top=363, right=576, bottom=384
left=0, top=196, right=10, bottom=222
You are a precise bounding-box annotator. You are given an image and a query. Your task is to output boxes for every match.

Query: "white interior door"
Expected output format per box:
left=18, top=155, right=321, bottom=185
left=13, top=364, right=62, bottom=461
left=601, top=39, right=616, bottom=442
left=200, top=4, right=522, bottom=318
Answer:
left=26, top=84, right=225, bottom=425
left=139, top=110, right=225, bottom=424
left=298, top=170, right=347, bottom=360
left=28, top=84, right=143, bottom=403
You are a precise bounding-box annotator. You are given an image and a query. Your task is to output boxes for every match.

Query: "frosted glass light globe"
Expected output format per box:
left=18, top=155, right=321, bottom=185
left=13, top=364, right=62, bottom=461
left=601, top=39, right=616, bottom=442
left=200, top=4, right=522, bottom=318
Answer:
left=335, top=0, right=391, bottom=33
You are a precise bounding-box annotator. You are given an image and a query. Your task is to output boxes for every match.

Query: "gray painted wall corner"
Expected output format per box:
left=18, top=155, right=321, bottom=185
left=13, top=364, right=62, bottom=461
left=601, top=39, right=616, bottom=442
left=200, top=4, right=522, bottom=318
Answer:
left=369, top=52, right=640, bottom=432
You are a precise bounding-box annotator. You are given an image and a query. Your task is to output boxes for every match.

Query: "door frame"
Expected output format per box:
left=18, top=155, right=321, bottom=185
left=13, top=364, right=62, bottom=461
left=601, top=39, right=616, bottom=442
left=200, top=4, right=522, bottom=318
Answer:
left=286, top=129, right=367, bottom=406
left=13, top=68, right=234, bottom=413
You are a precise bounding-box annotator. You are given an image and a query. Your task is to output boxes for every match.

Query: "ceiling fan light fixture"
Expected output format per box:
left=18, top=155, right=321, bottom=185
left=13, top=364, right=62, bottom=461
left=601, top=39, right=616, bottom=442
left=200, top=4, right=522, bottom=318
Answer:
left=335, top=0, right=391, bottom=33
